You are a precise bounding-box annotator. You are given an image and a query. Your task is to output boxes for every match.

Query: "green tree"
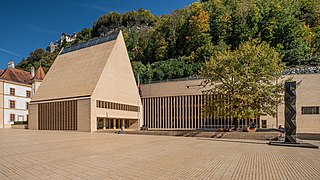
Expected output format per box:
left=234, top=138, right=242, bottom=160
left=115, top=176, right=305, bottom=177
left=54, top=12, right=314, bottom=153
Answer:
left=75, top=28, right=93, bottom=43
left=16, top=48, right=45, bottom=71
left=185, top=2, right=212, bottom=62
left=201, top=40, right=286, bottom=127
left=143, top=63, right=154, bottom=83
left=92, top=12, right=123, bottom=36
left=131, top=61, right=146, bottom=79
left=16, top=1, right=320, bottom=80
left=16, top=48, right=59, bottom=73
left=92, top=9, right=157, bottom=37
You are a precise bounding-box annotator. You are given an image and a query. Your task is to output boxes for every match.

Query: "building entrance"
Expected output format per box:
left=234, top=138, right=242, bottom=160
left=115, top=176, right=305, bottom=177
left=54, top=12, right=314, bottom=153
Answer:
left=97, top=118, right=138, bottom=130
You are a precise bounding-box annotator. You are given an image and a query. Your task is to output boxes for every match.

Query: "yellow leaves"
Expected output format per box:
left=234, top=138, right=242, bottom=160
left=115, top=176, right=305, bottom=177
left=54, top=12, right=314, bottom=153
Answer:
left=251, top=4, right=262, bottom=23
left=219, top=12, right=231, bottom=24
left=302, top=23, right=314, bottom=42
left=189, top=11, right=210, bottom=33
left=208, top=0, right=222, bottom=6
left=275, top=3, right=282, bottom=11
left=188, top=1, right=210, bottom=33
left=122, top=31, right=129, bottom=40
left=201, top=39, right=285, bottom=119
left=156, top=38, right=169, bottom=60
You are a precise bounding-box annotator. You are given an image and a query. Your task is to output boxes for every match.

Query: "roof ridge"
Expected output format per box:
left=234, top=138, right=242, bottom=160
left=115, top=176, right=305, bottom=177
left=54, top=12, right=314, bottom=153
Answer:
left=31, top=31, right=120, bottom=101
left=0, top=68, right=7, bottom=78
left=0, top=67, right=32, bottom=84
left=33, top=66, right=46, bottom=80
left=60, top=31, right=119, bottom=55
left=10, top=68, right=26, bottom=83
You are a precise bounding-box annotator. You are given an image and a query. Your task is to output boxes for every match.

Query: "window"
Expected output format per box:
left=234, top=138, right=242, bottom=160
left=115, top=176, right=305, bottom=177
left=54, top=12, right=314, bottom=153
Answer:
left=10, top=100, right=16, bottom=109
left=96, top=100, right=101, bottom=108
left=26, top=102, right=29, bottom=110
left=26, top=90, right=31, bottom=98
left=302, top=106, right=320, bottom=115
left=18, top=115, right=24, bottom=122
left=10, top=88, right=15, bottom=96
left=262, top=120, right=267, bottom=128
left=10, top=114, right=15, bottom=122
left=96, top=100, right=139, bottom=112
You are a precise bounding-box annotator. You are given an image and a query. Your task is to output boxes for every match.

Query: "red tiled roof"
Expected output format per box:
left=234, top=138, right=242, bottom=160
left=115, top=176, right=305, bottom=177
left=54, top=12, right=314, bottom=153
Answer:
left=0, top=70, right=3, bottom=75
left=0, top=68, right=32, bottom=84
left=33, top=66, right=46, bottom=80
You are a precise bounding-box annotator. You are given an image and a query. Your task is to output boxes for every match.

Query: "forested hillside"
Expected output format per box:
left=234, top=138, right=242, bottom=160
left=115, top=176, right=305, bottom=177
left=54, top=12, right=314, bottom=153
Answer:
left=16, top=0, right=320, bottom=83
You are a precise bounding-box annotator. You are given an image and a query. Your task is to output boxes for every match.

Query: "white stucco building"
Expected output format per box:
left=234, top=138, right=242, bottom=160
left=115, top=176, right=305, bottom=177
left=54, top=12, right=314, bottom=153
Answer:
left=0, top=61, right=45, bottom=128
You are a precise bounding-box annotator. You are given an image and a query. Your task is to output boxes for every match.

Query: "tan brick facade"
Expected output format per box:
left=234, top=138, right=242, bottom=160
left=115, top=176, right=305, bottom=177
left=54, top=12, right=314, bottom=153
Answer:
left=262, top=74, right=320, bottom=133
left=29, top=31, right=142, bottom=132
left=77, top=98, right=91, bottom=132
left=141, top=74, right=320, bottom=133
left=28, top=30, right=318, bottom=133
left=28, top=103, right=38, bottom=130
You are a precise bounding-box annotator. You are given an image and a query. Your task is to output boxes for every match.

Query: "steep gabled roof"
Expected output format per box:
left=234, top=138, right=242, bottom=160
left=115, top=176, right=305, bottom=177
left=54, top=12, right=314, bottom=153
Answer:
left=0, top=68, right=32, bottom=85
left=0, top=70, right=3, bottom=75
left=31, top=32, right=119, bottom=102
left=33, top=66, right=46, bottom=80
left=60, top=32, right=118, bottom=55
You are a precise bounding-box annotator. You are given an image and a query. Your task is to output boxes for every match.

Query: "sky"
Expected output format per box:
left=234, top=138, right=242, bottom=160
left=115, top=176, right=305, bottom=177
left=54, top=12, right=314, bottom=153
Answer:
left=0, top=0, right=196, bottom=70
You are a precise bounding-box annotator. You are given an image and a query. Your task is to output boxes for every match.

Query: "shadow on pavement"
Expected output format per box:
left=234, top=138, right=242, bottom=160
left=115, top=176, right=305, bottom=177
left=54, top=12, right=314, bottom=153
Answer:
left=197, top=138, right=268, bottom=145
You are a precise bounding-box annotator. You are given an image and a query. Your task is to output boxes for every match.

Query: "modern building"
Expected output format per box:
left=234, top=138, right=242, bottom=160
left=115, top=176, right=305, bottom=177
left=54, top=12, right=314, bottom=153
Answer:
left=141, top=73, right=320, bottom=133
left=0, top=61, right=45, bottom=128
left=29, top=30, right=319, bottom=133
left=29, top=31, right=143, bottom=132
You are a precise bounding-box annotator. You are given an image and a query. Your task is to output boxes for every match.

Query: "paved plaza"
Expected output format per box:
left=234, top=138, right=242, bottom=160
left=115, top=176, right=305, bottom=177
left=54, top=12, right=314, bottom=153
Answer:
left=0, top=129, right=319, bottom=179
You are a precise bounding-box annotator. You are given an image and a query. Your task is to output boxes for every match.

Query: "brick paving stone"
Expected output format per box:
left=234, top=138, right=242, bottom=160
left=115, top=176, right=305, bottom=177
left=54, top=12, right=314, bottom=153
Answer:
left=0, top=129, right=319, bottom=180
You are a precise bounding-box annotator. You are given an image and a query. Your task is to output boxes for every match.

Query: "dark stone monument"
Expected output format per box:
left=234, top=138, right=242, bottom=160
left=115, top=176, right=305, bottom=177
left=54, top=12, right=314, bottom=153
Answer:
left=284, top=81, right=297, bottom=143
left=268, top=81, right=318, bottom=149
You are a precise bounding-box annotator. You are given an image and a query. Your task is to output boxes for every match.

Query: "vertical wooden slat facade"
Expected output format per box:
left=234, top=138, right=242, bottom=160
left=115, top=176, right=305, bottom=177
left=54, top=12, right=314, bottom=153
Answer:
left=142, top=95, right=260, bottom=130
left=38, top=100, right=77, bottom=130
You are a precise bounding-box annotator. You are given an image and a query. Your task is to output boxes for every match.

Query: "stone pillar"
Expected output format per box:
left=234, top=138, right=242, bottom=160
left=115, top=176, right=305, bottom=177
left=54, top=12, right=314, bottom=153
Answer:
left=103, top=118, right=106, bottom=130
left=113, top=119, right=116, bottom=129
left=285, top=81, right=297, bottom=143
left=122, top=119, right=125, bottom=129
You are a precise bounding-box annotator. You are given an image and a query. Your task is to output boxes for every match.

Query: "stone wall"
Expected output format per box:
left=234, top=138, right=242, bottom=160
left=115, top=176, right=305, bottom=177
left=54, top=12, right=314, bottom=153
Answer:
left=282, top=67, right=320, bottom=75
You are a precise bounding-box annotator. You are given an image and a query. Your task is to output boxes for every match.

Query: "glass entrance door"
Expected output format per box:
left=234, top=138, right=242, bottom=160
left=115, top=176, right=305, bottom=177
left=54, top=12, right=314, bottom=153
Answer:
left=105, top=119, right=114, bottom=129
left=97, top=118, right=138, bottom=130
left=97, top=118, right=104, bottom=130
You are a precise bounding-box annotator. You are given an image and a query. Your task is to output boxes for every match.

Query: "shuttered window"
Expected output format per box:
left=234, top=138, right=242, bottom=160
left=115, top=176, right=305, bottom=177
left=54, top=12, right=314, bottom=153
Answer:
left=302, top=106, right=320, bottom=115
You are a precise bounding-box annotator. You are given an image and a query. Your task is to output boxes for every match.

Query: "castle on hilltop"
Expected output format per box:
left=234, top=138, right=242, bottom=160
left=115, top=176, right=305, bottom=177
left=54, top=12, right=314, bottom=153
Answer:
left=48, top=32, right=77, bottom=53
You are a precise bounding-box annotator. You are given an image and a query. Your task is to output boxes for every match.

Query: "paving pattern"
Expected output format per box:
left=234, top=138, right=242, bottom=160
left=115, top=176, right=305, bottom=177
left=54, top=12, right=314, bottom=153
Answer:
left=0, top=129, right=319, bottom=180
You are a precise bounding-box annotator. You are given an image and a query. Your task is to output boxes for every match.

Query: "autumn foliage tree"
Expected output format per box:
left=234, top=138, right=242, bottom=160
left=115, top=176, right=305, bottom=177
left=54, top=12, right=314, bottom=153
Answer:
left=16, top=0, right=320, bottom=83
left=187, top=3, right=212, bottom=62
left=201, top=40, right=286, bottom=127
